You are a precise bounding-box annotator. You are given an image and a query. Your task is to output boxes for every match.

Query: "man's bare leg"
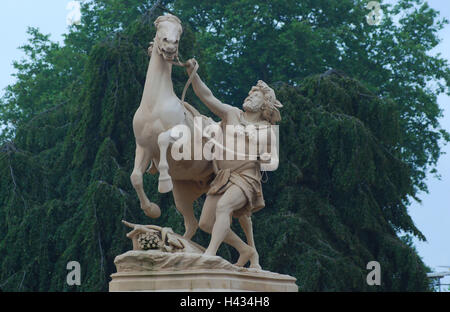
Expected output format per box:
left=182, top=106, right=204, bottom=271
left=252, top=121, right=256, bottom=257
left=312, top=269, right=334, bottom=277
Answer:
left=200, top=194, right=250, bottom=254
left=237, top=216, right=261, bottom=269
left=203, top=186, right=259, bottom=267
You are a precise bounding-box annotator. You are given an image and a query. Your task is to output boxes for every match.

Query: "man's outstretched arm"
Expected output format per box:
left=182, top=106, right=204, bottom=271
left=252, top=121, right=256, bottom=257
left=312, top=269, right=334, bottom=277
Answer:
left=185, top=59, right=235, bottom=119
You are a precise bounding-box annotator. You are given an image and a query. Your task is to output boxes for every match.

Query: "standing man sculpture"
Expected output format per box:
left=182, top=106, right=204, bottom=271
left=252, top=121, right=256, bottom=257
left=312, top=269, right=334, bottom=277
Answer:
left=184, top=59, right=283, bottom=269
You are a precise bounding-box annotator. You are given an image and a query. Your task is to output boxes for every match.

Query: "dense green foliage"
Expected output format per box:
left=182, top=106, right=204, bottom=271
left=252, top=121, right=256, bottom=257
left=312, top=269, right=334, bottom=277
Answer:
left=1, top=0, right=448, bottom=291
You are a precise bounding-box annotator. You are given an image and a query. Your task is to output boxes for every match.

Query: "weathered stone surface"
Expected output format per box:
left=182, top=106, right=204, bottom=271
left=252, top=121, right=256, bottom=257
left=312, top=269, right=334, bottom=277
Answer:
left=115, top=250, right=241, bottom=272
left=110, top=250, right=298, bottom=291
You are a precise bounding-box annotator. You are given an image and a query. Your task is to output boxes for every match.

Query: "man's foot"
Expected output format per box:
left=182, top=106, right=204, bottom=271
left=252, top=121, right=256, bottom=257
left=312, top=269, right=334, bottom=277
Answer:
left=234, top=246, right=260, bottom=269
left=249, top=261, right=262, bottom=270
left=203, top=249, right=217, bottom=257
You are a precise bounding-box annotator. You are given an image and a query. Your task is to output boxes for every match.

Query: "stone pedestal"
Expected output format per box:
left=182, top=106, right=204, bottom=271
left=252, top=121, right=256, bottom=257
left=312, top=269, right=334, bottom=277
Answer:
left=110, top=269, right=297, bottom=292
left=109, top=250, right=298, bottom=292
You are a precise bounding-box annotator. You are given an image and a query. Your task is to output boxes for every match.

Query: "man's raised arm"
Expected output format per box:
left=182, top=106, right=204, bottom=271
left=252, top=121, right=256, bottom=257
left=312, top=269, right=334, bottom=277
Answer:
left=185, top=59, right=234, bottom=119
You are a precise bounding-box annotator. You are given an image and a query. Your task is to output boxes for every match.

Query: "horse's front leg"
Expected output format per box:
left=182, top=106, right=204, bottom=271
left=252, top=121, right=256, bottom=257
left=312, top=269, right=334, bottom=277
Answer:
left=130, top=144, right=161, bottom=218
left=157, top=129, right=177, bottom=193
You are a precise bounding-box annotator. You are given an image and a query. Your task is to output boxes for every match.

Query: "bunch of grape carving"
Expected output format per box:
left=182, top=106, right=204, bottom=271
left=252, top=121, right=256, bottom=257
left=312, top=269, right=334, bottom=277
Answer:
left=137, top=232, right=160, bottom=250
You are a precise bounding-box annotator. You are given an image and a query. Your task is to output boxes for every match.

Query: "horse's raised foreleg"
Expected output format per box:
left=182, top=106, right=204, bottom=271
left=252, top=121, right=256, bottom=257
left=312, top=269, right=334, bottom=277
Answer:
left=131, top=144, right=161, bottom=218
left=157, top=129, right=176, bottom=193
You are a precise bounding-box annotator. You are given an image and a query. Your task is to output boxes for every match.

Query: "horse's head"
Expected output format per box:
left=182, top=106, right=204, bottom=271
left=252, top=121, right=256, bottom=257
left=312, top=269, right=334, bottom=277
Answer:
left=153, top=14, right=183, bottom=62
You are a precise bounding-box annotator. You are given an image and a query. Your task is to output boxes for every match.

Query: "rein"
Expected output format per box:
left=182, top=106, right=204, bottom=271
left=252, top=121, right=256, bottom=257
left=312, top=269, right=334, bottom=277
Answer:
left=168, top=56, right=199, bottom=104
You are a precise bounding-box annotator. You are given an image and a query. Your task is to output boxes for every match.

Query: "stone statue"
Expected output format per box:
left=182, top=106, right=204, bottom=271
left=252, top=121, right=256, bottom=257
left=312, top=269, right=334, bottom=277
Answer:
left=113, top=13, right=297, bottom=292
left=130, top=13, right=268, bottom=265
left=184, top=59, right=283, bottom=269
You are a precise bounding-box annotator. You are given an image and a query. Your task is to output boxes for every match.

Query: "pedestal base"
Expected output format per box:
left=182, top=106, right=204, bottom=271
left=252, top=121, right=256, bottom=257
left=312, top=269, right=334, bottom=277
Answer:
left=109, top=241, right=298, bottom=292
left=109, top=269, right=298, bottom=292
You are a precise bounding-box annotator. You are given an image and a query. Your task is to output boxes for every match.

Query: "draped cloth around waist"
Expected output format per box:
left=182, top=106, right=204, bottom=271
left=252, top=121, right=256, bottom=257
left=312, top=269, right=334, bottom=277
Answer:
left=207, top=160, right=265, bottom=218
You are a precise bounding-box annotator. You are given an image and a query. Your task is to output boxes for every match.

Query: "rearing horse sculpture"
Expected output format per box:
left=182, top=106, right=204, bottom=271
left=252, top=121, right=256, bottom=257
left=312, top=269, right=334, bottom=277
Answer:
left=131, top=15, right=262, bottom=269
left=130, top=14, right=213, bottom=239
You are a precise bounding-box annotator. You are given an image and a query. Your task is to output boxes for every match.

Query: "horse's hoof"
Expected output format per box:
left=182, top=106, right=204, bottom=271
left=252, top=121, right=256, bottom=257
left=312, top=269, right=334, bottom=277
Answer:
left=158, top=177, right=173, bottom=193
left=142, top=202, right=161, bottom=218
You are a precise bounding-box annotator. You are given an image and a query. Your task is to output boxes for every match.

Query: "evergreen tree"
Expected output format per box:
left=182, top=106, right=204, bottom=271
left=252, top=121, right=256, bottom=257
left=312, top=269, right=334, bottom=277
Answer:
left=0, top=0, right=447, bottom=291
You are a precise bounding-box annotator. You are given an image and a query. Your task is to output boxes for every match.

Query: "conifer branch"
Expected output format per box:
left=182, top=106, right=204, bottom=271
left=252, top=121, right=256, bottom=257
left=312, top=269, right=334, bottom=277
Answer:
left=18, top=271, right=26, bottom=291
left=27, top=100, right=69, bottom=125
left=7, top=156, right=27, bottom=209
left=142, top=0, right=164, bottom=24
left=93, top=199, right=105, bottom=277
left=157, top=4, right=176, bottom=16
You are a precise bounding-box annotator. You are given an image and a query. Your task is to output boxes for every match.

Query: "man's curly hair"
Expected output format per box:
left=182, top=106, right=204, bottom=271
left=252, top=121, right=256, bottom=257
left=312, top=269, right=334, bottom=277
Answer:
left=250, top=80, right=283, bottom=124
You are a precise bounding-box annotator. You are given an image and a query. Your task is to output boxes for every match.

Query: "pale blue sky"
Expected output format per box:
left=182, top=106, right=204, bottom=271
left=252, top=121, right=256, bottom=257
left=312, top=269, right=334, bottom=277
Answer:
left=407, top=0, right=450, bottom=289
left=0, top=0, right=449, bottom=289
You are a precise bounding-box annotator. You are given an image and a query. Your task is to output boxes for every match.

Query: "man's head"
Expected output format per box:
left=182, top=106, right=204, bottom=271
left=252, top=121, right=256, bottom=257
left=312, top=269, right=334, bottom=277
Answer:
left=243, top=80, right=283, bottom=124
